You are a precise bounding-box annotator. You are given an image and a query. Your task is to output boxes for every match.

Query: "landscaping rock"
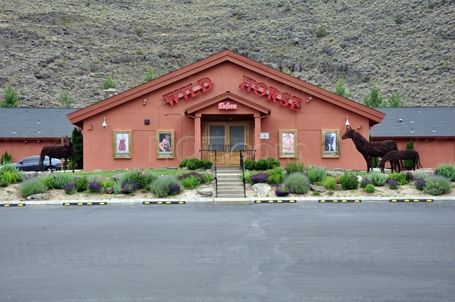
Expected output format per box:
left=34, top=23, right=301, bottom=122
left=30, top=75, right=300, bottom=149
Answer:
left=26, top=193, right=50, bottom=200
left=197, top=188, right=213, bottom=197
left=310, top=184, right=326, bottom=193
left=326, top=170, right=344, bottom=178
left=251, top=183, right=272, bottom=196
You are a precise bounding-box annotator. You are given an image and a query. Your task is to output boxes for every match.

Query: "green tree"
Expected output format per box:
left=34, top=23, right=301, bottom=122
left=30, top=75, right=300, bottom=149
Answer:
left=363, top=85, right=384, bottom=108
left=103, top=76, right=116, bottom=89
left=387, top=92, right=403, bottom=107
left=58, top=90, right=73, bottom=108
left=144, top=68, right=157, bottom=82
left=403, top=141, right=415, bottom=170
left=335, top=79, right=350, bottom=98
left=0, top=86, right=19, bottom=108
left=71, top=128, right=83, bottom=169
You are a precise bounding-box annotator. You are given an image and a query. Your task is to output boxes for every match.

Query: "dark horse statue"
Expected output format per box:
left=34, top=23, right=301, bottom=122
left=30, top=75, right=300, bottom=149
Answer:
left=342, top=126, right=398, bottom=172
left=379, top=149, right=422, bottom=173
left=39, top=136, right=74, bottom=172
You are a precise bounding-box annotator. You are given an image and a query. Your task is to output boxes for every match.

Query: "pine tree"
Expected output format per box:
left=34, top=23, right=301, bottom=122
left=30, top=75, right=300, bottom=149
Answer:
left=59, top=90, right=73, bottom=108
left=71, top=128, right=83, bottom=169
left=363, top=85, right=384, bottom=108
left=103, top=76, right=116, bottom=89
left=387, top=92, right=403, bottom=107
left=0, top=86, right=19, bottom=108
left=335, top=79, right=350, bottom=98
left=144, top=68, right=157, bottom=82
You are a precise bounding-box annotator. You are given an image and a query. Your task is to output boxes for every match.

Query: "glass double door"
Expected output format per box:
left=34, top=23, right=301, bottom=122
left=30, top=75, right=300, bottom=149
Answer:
left=206, top=122, right=248, bottom=166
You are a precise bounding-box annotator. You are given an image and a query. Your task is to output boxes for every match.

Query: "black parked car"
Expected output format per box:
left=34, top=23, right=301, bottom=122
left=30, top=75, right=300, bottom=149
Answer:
left=13, top=156, right=62, bottom=171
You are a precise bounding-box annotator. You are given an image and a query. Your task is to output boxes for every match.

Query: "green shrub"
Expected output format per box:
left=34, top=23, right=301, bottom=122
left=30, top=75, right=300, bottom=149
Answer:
left=179, top=158, right=192, bottom=168
left=149, top=176, right=182, bottom=198
left=321, top=176, right=336, bottom=190
left=267, top=167, right=284, bottom=184
left=285, top=162, right=304, bottom=174
left=200, top=160, right=213, bottom=170
left=74, top=176, right=88, bottom=192
left=244, top=171, right=254, bottom=184
left=179, top=158, right=211, bottom=170
left=49, top=173, right=74, bottom=189
left=0, top=165, right=22, bottom=186
left=244, top=159, right=256, bottom=170
left=307, top=166, right=326, bottom=184
left=20, top=179, right=48, bottom=197
left=1, top=151, right=12, bottom=165
left=181, top=175, right=200, bottom=189
left=434, top=163, right=455, bottom=181
left=202, top=173, right=214, bottom=184
left=340, top=172, right=359, bottom=190
left=178, top=171, right=204, bottom=183
left=388, top=172, right=408, bottom=185
left=186, top=158, right=203, bottom=170
left=360, top=177, right=371, bottom=188
left=368, top=172, right=388, bottom=186
left=423, top=176, right=451, bottom=195
left=118, top=169, right=150, bottom=188
left=284, top=172, right=309, bottom=194
left=255, top=159, right=269, bottom=170
left=364, top=184, right=375, bottom=193
left=253, top=158, right=280, bottom=170
left=265, top=158, right=280, bottom=169
left=101, top=179, right=115, bottom=194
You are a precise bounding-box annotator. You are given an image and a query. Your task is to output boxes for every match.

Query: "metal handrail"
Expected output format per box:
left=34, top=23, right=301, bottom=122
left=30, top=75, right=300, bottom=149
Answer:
left=240, top=150, right=246, bottom=198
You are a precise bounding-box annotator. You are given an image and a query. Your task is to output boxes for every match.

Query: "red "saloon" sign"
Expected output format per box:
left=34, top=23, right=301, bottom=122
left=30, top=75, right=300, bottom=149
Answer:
left=239, top=76, right=302, bottom=111
left=163, top=78, right=213, bottom=106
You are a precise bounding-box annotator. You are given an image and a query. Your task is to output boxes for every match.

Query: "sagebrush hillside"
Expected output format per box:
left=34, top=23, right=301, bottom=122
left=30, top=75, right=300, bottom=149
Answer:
left=0, top=0, right=454, bottom=108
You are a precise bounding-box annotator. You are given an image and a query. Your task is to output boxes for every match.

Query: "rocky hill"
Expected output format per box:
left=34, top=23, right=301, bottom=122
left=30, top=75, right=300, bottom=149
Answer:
left=0, top=0, right=454, bottom=108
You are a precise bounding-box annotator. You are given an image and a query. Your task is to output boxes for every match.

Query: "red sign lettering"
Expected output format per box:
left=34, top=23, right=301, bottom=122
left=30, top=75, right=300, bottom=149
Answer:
left=163, top=78, right=213, bottom=106
left=239, top=76, right=302, bottom=111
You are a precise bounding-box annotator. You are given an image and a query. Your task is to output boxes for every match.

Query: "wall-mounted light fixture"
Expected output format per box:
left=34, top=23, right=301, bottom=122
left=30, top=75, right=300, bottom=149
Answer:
left=102, top=117, right=107, bottom=128
left=143, top=98, right=147, bottom=106
left=345, top=117, right=350, bottom=128
left=88, top=124, right=93, bottom=131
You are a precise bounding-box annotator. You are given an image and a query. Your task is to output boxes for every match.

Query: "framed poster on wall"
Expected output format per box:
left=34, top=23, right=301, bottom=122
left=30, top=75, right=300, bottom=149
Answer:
left=279, top=129, right=297, bottom=158
left=156, top=130, right=175, bottom=159
left=322, top=129, right=340, bottom=158
left=113, top=130, right=132, bottom=159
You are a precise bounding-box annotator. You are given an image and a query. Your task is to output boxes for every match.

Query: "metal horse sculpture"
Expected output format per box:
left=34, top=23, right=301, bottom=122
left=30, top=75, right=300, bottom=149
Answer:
left=378, top=149, right=422, bottom=173
left=39, top=136, right=74, bottom=172
left=342, top=126, right=398, bottom=172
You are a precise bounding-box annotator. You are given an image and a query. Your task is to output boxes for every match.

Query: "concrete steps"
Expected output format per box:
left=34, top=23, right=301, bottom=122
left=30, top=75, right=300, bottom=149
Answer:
left=215, top=168, right=245, bottom=198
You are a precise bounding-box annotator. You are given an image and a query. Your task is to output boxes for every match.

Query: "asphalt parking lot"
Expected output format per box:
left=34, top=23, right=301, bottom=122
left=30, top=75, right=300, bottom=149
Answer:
left=1, top=202, right=454, bottom=302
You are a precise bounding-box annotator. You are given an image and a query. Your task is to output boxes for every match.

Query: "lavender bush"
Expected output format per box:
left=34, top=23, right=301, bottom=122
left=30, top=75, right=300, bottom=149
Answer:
left=386, top=178, right=399, bottom=189
left=251, top=172, right=268, bottom=184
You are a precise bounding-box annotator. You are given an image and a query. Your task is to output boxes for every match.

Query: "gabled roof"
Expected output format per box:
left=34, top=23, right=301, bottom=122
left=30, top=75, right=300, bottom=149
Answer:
left=370, top=107, right=455, bottom=138
left=185, top=91, right=270, bottom=116
left=68, top=50, right=384, bottom=126
left=0, top=108, right=76, bottom=138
